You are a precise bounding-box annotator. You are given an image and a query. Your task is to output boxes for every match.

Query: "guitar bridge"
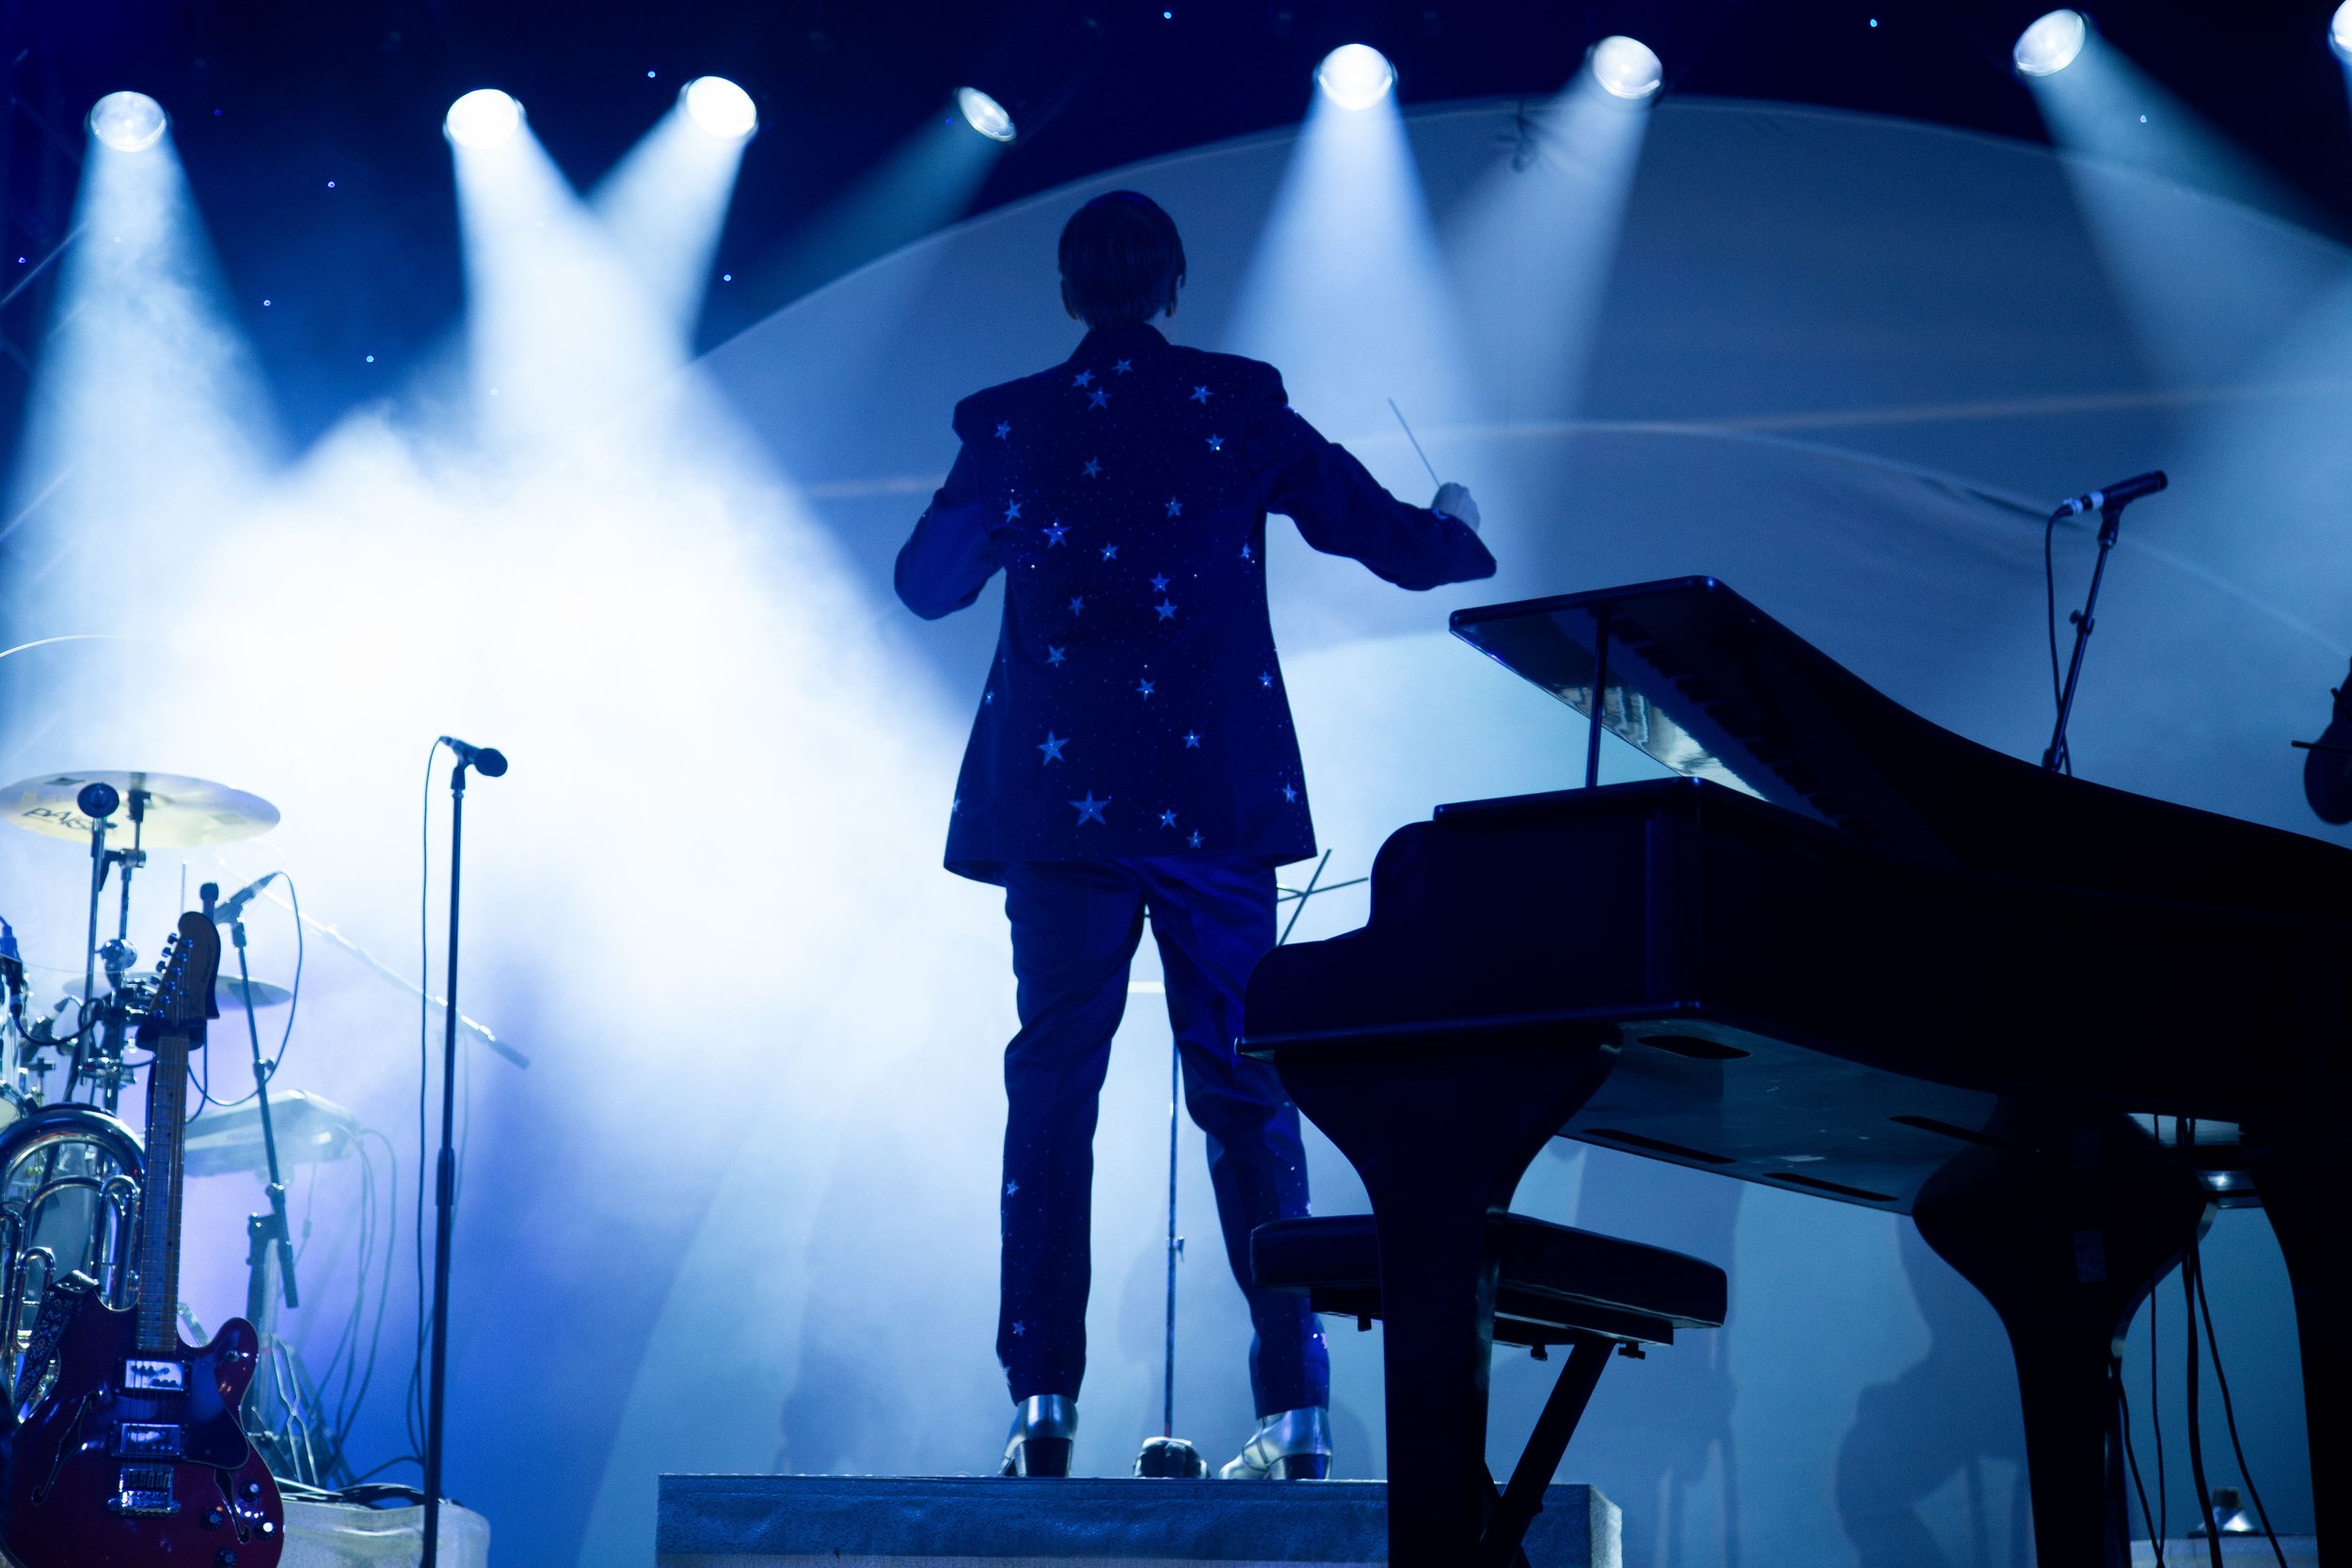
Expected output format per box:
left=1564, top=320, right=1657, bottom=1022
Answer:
left=108, top=1464, right=175, bottom=1516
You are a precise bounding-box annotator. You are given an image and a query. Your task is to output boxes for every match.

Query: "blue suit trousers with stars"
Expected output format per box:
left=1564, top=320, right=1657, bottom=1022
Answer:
left=997, top=854, right=1330, bottom=1418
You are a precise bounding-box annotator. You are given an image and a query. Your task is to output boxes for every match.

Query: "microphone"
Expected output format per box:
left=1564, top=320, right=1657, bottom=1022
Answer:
left=2053, top=469, right=2167, bottom=518
left=439, top=736, right=509, bottom=778
left=209, top=870, right=281, bottom=926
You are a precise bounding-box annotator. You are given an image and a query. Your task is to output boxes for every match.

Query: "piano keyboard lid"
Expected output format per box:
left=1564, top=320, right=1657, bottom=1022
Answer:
left=1449, top=576, right=2352, bottom=913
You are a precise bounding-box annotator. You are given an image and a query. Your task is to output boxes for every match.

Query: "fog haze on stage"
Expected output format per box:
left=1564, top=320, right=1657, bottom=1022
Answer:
left=4, top=92, right=2341, bottom=1568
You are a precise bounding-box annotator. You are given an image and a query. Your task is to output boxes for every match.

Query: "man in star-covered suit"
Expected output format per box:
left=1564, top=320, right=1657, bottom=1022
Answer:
left=898, top=190, right=1494, bottom=1480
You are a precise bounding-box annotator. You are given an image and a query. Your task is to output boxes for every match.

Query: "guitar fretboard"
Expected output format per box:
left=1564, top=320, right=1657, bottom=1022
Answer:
left=134, top=1028, right=192, bottom=1355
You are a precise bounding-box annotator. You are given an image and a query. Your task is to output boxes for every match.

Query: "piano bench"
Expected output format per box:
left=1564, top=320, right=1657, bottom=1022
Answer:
left=1252, top=1213, right=1724, bottom=1568
left=1251, top=1212, right=1727, bottom=1349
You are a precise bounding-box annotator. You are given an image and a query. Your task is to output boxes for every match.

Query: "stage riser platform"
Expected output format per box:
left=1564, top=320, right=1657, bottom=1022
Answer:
left=658, top=1476, right=1619, bottom=1568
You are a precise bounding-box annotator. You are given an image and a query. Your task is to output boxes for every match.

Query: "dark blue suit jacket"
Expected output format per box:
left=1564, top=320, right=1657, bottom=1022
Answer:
left=898, top=322, right=1495, bottom=883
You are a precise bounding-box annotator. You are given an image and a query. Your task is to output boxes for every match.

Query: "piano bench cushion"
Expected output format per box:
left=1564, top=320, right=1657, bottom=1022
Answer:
left=1252, top=1213, right=1727, bottom=1345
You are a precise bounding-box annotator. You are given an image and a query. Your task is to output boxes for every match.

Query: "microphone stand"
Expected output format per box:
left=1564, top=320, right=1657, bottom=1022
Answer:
left=421, top=749, right=486, bottom=1568
left=207, top=883, right=301, bottom=1453
left=2043, top=498, right=2132, bottom=775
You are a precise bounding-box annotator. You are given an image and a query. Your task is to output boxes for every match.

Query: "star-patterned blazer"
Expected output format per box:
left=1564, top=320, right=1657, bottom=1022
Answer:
left=897, top=321, right=1495, bottom=883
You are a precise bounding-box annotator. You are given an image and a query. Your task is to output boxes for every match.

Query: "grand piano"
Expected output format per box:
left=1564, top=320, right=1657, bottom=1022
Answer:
left=1241, top=577, right=2349, bottom=1568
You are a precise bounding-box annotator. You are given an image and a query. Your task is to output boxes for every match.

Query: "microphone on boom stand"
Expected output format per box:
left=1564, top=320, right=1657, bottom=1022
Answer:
left=2050, top=469, right=2167, bottom=519
left=437, top=736, right=507, bottom=777
left=208, top=870, right=282, bottom=926
left=421, top=734, right=506, bottom=1568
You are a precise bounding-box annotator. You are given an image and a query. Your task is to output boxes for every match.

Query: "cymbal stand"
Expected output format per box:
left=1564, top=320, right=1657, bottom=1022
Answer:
left=70, top=782, right=147, bottom=1112
left=94, top=791, right=148, bottom=1112
left=77, top=803, right=110, bottom=1028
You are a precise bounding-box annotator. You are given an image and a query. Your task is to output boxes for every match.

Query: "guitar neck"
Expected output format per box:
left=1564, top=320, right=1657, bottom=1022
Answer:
left=135, top=1029, right=192, bottom=1355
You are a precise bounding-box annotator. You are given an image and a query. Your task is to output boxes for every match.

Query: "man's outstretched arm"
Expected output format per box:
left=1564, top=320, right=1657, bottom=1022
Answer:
left=1246, top=369, right=1496, bottom=591
left=896, top=445, right=1002, bottom=620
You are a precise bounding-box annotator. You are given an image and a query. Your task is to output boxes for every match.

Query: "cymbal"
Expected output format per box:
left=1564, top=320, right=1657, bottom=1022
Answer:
left=182, top=1090, right=360, bottom=1178
left=39, top=970, right=290, bottom=1011
left=213, top=974, right=293, bottom=1009
left=2, top=770, right=278, bottom=847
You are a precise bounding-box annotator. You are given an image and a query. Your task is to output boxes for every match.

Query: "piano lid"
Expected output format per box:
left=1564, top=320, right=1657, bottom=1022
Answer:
left=1449, top=577, right=2352, bottom=914
left=1450, top=577, right=1948, bottom=845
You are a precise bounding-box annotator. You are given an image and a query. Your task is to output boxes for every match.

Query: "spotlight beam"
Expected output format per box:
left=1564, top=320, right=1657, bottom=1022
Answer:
left=754, top=107, right=1010, bottom=308
left=594, top=88, right=758, bottom=332
left=2022, top=13, right=2329, bottom=392
left=1446, top=72, right=1656, bottom=436
left=1232, top=44, right=1471, bottom=469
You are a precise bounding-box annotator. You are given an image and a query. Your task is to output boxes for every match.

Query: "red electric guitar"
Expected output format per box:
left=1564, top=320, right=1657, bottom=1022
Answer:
left=0, top=911, right=284, bottom=1567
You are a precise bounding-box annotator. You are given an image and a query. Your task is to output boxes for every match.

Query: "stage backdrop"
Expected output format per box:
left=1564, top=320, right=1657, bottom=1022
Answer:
left=1, top=96, right=2340, bottom=1568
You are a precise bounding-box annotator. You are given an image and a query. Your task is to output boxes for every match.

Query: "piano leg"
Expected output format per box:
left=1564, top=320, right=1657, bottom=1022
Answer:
left=1912, top=1130, right=2211, bottom=1568
left=1272, top=1033, right=1618, bottom=1568
left=2244, top=1132, right=2346, bottom=1558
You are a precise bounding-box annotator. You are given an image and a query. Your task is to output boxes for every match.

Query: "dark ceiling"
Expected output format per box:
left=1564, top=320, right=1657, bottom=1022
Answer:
left=6, top=0, right=2350, bottom=472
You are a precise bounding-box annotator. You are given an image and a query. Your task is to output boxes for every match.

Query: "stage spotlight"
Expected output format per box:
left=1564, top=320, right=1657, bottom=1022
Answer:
left=683, top=76, right=757, bottom=140
left=2013, top=9, right=2089, bottom=77
left=2332, top=0, right=2352, bottom=61
left=88, top=91, right=167, bottom=153
left=446, top=88, right=523, bottom=149
left=956, top=87, right=1016, bottom=143
left=1315, top=44, right=1395, bottom=110
left=1589, top=36, right=1664, bottom=101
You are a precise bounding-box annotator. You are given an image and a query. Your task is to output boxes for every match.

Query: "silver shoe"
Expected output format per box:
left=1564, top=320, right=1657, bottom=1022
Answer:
left=1218, top=1406, right=1331, bottom=1481
left=1000, top=1394, right=1078, bottom=1477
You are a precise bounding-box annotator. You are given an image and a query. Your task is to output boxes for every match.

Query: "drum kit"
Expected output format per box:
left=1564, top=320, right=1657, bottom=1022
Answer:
left=0, top=768, right=356, bottom=1477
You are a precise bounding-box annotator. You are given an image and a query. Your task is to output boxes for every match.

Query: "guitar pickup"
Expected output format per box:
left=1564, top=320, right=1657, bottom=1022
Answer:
left=108, top=1464, right=175, bottom=1516
left=112, top=1422, right=184, bottom=1459
left=122, top=1359, right=186, bottom=1393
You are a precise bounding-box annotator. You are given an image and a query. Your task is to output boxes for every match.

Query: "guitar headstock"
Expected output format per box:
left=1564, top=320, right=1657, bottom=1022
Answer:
left=143, top=911, right=221, bottom=1042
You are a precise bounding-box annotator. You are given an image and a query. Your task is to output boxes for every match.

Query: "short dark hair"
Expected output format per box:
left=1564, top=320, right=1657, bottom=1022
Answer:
left=1057, top=192, right=1186, bottom=330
